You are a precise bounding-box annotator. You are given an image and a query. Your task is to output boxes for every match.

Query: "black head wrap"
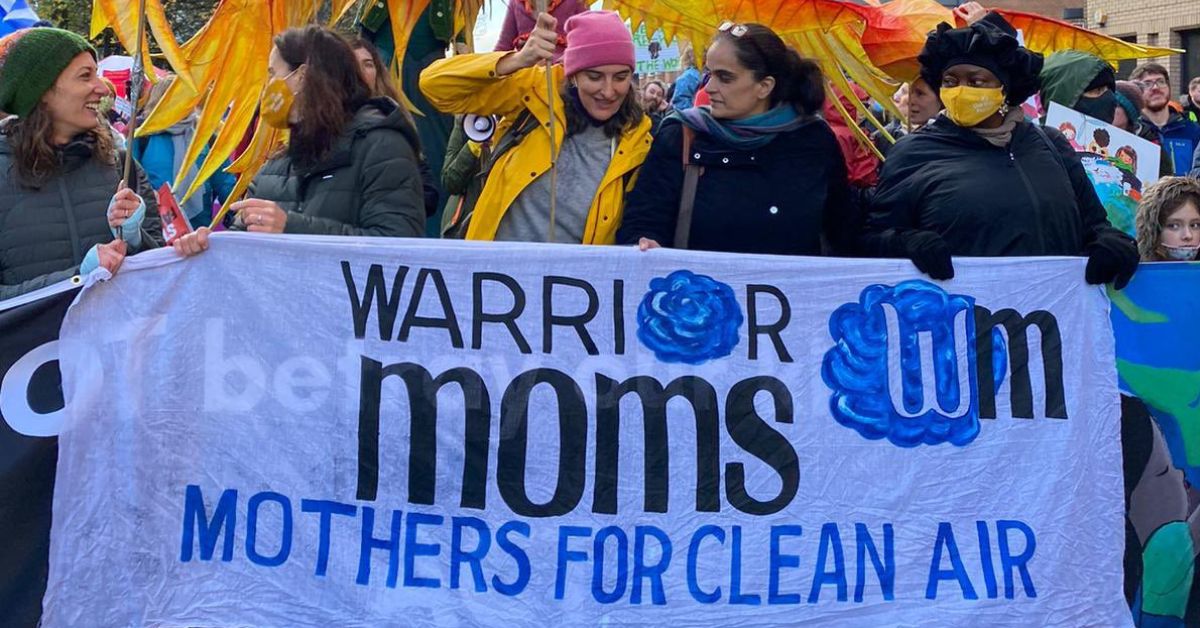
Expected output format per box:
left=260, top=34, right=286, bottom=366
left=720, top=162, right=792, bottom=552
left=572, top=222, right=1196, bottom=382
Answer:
left=918, top=12, right=1044, bottom=106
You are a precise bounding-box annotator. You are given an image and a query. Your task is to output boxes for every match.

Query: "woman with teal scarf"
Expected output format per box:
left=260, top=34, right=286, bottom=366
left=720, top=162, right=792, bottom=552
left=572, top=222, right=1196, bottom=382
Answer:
left=617, top=22, right=852, bottom=255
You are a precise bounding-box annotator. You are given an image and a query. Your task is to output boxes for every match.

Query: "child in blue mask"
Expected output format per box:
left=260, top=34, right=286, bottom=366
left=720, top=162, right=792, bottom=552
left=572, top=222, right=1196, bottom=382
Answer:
left=1136, top=177, right=1200, bottom=261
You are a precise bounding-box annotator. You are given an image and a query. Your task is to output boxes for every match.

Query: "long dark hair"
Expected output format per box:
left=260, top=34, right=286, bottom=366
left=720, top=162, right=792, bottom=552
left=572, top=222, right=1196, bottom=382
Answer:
left=3, top=102, right=116, bottom=188
left=273, top=26, right=371, bottom=168
left=350, top=37, right=400, bottom=103
left=562, top=82, right=644, bottom=139
left=714, top=24, right=825, bottom=114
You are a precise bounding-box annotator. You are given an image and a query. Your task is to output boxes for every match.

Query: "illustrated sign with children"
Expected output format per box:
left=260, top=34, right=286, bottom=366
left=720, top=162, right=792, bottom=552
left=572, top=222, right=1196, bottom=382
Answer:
left=1045, top=102, right=1162, bottom=236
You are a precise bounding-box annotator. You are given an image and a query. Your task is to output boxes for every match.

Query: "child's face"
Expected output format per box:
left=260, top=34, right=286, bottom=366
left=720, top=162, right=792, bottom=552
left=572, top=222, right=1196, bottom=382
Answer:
left=1118, top=152, right=1133, bottom=165
left=1161, top=201, right=1200, bottom=249
left=1062, top=126, right=1074, bottom=140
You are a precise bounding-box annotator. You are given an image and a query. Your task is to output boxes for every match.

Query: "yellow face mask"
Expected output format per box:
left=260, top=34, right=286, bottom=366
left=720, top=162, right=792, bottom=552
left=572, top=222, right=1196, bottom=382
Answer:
left=940, top=85, right=1006, bottom=128
left=260, top=67, right=300, bottom=130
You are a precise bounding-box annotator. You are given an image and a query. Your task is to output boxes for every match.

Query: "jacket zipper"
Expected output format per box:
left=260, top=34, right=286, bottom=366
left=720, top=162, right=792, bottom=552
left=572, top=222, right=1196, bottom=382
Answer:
left=56, top=178, right=84, bottom=265
left=1008, top=144, right=1048, bottom=251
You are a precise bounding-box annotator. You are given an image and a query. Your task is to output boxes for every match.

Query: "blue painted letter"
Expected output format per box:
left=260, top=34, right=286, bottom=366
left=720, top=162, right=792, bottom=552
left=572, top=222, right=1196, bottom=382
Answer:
left=769, top=525, right=803, bottom=605
left=809, top=523, right=847, bottom=603
left=854, top=523, right=894, bottom=602
left=301, top=499, right=356, bottom=577
left=687, top=525, right=725, bottom=604
left=997, top=520, right=1037, bottom=599
left=632, top=526, right=672, bottom=605
left=926, top=522, right=978, bottom=600
left=245, top=491, right=293, bottom=567
left=357, top=506, right=402, bottom=587
left=493, top=521, right=531, bottom=596
left=451, top=516, right=491, bottom=592
left=180, top=485, right=237, bottom=562
left=555, top=526, right=592, bottom=600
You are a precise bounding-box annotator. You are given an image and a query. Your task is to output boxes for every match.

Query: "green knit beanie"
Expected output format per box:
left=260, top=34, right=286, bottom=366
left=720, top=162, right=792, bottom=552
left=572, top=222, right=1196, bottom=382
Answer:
left=0, top=28, right=97, bottom=118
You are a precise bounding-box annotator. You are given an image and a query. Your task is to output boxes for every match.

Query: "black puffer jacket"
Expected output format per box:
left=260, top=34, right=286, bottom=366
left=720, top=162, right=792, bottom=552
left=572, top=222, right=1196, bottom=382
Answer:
left=616, top=117, right=853, bottom=255
left=861, top=115, right=1118, bottom=257
left=248, top=98, right=425, bottom=237
left=0, top=130, right=160, bottom=300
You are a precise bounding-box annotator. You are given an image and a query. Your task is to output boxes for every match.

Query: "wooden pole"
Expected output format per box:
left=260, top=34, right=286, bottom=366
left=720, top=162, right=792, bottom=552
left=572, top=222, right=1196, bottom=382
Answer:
left=121, top=0, right=149, bottom=189
left=536, top=0, right=558, bottom=243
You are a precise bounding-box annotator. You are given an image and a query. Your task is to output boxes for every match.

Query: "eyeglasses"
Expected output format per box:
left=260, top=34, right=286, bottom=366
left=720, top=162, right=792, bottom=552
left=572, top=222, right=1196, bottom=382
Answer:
left=718, top=21, right=748, bottom=37
left=1142, top=78, right=1169, bottom=90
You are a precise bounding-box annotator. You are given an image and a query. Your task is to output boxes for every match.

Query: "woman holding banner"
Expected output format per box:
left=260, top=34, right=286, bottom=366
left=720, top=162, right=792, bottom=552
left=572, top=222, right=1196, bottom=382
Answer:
left=615, top=22, right=852, bottom=255
left=418, top=10, right=651, bottom=244
left=174, top=25, right=426, bottom=256
left=0, top=28, right=160, bottom=300
left=860, top=12, right=1138, bottom=286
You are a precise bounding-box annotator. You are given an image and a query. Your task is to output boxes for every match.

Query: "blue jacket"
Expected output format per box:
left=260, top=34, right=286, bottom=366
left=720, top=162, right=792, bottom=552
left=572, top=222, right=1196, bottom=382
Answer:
left=1142, top=112, right=1200, bottom=176
left=132, top=133, right=236, bottom=223
left=671, top=68, right=702, bottom=112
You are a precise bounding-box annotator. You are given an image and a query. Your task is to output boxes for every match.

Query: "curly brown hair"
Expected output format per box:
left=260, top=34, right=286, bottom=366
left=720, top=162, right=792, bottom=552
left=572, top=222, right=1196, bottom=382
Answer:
left=1135, top=176, right=1200, bottom=260
left=3, top=102, right=116, bottom=188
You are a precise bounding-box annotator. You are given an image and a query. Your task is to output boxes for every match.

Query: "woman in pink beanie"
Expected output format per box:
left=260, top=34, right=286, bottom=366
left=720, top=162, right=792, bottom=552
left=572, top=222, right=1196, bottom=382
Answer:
left=420, top=10, right=651, bottom=244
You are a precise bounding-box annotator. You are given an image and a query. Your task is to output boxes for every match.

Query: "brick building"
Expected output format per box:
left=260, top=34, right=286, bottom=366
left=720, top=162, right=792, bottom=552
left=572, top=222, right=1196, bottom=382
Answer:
left=1087, top=0, right=1200, bottom=94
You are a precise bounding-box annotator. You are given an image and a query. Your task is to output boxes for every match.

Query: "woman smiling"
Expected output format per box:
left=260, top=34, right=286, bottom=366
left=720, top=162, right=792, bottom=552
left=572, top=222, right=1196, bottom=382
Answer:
left=420, top=10, right=651, bottom=244
left=0, top=28, right=160, bottom=299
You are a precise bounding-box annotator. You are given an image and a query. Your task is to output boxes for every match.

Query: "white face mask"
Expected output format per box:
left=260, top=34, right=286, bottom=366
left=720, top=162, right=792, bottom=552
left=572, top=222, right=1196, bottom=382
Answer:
left=1161, top=244, right=1200, bottom=261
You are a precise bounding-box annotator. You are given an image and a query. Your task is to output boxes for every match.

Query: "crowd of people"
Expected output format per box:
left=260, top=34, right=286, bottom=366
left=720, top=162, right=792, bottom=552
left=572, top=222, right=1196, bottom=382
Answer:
left=4, top=5, right=1200, bottom=300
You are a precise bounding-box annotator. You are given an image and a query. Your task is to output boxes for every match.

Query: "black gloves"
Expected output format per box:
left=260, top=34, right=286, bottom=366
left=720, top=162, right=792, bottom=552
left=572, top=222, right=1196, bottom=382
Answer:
left=901, top=230, right=955, bottom=280
left=1085, top=230, right=1139, bottom=290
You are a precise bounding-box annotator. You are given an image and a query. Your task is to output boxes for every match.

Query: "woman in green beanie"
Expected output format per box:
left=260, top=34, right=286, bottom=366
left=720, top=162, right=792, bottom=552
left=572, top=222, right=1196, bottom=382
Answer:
left=0, top=27, right=160, bottom=300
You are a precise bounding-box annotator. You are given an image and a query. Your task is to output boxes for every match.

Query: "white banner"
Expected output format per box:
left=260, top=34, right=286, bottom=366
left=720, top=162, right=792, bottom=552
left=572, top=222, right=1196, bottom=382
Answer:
left=45, top=235, right=1127, bottom=626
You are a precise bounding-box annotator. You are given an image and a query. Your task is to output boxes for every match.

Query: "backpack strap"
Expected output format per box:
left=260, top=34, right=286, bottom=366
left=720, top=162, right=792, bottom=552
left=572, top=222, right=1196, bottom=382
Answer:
left=1031, top=122, right=1070, bottom=176
left=444, top=109, right=541, bottom=238
left=674, top=125, right=704, bottom=249
left=487, top=109, right=540, bottom=170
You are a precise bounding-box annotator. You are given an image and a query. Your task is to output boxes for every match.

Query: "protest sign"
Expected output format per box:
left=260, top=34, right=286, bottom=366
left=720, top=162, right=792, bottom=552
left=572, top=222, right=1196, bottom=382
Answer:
left=1044, top=102, right=1161, bottom=236
left=43, top=236, right=1126, bottom=626
left=0, top=280, right=80, bottom=628
left=633, top=25, right=679, bottom=75
left=1111, top=263, right=1200, bottom=626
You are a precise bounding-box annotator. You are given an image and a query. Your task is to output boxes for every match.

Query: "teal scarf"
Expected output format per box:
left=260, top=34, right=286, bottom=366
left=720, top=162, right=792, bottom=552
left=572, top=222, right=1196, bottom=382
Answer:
left=675, top=104, right=814, bottom=150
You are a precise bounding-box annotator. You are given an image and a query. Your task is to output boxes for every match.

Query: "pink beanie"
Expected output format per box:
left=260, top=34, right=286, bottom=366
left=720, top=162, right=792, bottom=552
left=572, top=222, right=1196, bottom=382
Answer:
left=562, top=11, right=635, bottom=76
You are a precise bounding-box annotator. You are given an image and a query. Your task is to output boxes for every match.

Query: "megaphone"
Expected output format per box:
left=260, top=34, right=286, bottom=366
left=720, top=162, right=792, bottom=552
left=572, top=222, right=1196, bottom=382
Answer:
left=463, top=113, right=498, bottom=143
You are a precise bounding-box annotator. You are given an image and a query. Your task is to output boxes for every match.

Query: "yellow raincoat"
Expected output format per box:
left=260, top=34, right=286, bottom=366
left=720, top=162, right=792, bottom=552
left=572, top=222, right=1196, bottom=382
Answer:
left=420, top=52, right=652, bottom=243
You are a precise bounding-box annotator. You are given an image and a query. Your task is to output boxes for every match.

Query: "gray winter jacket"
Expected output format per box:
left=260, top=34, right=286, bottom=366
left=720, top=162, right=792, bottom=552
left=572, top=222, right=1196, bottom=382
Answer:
left=248, top=98, right=425, bottom=237
left=0, top=130, right=160, bottom=300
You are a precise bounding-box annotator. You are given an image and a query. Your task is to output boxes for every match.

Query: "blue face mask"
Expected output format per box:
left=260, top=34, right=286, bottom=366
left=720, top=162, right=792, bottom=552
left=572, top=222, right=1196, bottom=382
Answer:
left=1162, top=244, right=1200, bottom=261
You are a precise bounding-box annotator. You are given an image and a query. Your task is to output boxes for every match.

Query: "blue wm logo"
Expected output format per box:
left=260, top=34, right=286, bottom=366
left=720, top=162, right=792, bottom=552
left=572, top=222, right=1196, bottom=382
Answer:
left=821, top=280, right=981, bottom=447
